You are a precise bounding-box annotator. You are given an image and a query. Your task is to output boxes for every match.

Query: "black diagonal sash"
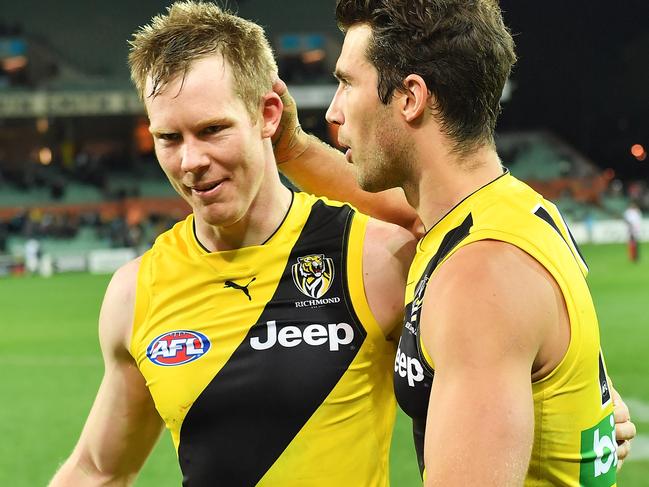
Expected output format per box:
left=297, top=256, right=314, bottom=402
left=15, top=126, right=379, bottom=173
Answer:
left=178, top=201, right=366, bottom=486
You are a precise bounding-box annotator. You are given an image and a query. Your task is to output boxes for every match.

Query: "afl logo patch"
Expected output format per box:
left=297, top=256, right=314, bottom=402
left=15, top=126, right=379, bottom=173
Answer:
left=146, top=330, right=211, bottom=366
left=292, top=253, right=335, bottom=299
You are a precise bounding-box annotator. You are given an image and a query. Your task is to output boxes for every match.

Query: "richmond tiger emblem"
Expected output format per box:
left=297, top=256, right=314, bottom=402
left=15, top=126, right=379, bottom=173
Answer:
left=292, top=254, right=335, bottom=299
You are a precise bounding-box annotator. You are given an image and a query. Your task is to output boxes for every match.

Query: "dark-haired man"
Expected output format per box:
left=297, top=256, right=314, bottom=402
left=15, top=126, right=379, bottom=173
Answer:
left=274, top=0, right=635, bottom=484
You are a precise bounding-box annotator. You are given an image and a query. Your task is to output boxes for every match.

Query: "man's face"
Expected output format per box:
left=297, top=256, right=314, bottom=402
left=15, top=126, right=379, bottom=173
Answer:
left=145, top=55, right=267, bottom=228
left=326, top=24, right=410, bottom=193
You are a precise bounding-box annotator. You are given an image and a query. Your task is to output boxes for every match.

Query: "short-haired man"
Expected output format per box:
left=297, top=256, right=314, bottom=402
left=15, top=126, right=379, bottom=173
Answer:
left=274, top=0, right=635, bottom=484
left=49, top=2, right=415, bottom=485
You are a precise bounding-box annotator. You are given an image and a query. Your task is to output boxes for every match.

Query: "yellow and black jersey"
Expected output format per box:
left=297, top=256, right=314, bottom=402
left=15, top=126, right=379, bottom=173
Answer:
left=130, top=191, right=396, bottom=487
left=394, top=171, right=617, bottom=486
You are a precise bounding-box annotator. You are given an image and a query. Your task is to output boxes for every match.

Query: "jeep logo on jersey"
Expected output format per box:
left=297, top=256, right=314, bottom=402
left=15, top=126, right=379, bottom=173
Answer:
left=146, top=330, right=211, bottom=366
left=292, top=253, right=334, bottom=299
left=250, top=320, right=354, bottom=352
left=395, top=344, right=425, bottom=387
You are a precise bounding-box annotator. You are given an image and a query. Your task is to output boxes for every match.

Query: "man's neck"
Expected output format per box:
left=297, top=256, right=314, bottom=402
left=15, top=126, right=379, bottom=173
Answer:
left=196, top=184, right=292, bottom=252
left=404, top=141, right=504, bottom=231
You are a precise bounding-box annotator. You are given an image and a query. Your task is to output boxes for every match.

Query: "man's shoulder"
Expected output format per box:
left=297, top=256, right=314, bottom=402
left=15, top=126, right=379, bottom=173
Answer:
left=112, top=256, right=142, bottom=288
left=99, top=256, right=143, bottom=355
left=420, top=240, right=552, bottom=373
left=357, top=218, right=416, bottom=337
left=105, top=256, right=142, bottom=320
left=426, top=239, right=559, bottom=336
left=362, top=217, right=417, bottom=290
left=364, top=217, right=418, bottom=256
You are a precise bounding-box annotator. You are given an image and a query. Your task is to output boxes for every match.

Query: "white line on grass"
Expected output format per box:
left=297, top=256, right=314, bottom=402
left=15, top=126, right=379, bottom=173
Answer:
left=627, top=434, right=649, bottom=462
left=625, top=398, right=649, bottom=423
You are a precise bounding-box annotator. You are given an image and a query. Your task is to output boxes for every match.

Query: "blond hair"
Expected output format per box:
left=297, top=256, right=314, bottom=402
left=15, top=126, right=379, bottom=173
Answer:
left=128, top=1, right=277, bottom=118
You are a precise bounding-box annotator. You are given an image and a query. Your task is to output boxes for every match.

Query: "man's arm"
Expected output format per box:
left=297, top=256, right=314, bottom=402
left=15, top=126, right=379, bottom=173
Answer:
left=362, top=218, right=417, bottom=337
left=272, top=79, right=421, bottom=234
left=420, top=241, right=554, bottom=485
left=50, top=259, right=163, bottom=486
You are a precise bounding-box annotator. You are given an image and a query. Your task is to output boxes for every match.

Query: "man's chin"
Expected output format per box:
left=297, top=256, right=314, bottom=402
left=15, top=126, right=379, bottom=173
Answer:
left=358, top=176, right=394, bottom=194
left=195, top=205, right=238, bottom=228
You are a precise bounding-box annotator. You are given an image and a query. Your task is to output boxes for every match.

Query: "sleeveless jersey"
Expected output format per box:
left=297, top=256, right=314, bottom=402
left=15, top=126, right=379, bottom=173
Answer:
left=393, top=172, right=617, bottom=486
left=130, top=191, right=396, bottom=486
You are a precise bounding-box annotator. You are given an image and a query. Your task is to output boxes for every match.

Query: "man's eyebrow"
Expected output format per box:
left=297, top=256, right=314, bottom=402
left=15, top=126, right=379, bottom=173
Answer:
left=195, top=117, right=232, bottom=129
left=149, top=127, right=169, bottom=136
left=333, top=69, right=351, bottom=82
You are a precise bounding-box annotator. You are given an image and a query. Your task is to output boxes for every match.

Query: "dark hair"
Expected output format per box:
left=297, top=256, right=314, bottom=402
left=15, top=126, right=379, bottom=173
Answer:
left=336, top=0, right=516, bottom=152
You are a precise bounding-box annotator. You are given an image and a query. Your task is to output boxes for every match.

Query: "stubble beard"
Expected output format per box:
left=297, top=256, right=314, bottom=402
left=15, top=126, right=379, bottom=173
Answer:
left=356, top=119, right=413, bottom=194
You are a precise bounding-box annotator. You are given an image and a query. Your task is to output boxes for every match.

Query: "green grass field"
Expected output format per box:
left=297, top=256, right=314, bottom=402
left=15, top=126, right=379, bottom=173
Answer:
left=1, top=243, right=647, bottom=486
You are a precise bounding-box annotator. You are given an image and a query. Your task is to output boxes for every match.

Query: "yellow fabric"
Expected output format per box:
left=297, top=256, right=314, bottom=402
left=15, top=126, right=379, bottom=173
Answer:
left=131, top=191, right=396, bottom=486
left=409, top=172, right=616, bottom=486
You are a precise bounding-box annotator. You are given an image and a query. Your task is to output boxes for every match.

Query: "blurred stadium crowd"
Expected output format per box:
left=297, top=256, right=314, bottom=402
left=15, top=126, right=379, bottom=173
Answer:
left=0, top=5, right=647, bottom=277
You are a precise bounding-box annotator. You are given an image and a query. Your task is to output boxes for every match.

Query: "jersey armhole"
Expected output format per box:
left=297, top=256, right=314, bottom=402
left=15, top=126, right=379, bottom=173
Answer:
left=129, top=250, right=152, bottom=360
left=345, top=211, right=387, bottom=341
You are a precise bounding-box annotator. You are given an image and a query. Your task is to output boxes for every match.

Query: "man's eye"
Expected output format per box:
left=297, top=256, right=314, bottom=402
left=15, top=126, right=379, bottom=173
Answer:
left=203, top=125, right=224, bottom=135
left=158, top=133, right=180, bottom=142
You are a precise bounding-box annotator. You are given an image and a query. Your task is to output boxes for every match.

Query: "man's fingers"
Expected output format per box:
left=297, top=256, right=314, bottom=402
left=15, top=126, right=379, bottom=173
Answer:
left=615, top=419, right=637, bottom=444
left=616, top=440, right=631, bottom=470
left=270, top=77, right=310, bottom=164
left=613, top=399, right=631, bottom=424
left=272, top=77, right=287, bottom=97
left=611, top=386, right=630, bottom=423
left=271, top=76, right=297, bottom=117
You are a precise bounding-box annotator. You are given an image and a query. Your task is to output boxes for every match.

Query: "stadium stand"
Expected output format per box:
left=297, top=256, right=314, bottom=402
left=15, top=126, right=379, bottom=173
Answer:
left=1, top=5, right=646, bottom=277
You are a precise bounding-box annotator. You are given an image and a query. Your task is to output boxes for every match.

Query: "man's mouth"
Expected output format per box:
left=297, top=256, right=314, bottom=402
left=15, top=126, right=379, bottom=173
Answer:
left=189, top=178, right=227, bottom=195
left=344, top=148, right=353, bottom=163
left=338, top=141, right=352, bottom=163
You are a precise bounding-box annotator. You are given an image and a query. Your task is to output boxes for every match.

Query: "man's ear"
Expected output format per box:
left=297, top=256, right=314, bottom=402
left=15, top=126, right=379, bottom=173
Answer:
left=260, top=92, right=283, bottom=138
left=397, top=74, right=430, bottom=123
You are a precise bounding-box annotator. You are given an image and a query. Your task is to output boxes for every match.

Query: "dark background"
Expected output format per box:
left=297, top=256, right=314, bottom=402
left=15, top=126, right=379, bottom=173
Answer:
left=1, top=0, right=647, bottom=181
left=499, top=0, right=649, bottom=179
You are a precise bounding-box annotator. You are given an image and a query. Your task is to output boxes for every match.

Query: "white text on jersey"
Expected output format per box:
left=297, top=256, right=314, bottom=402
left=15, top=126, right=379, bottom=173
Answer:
left=395, top=346, right=425, bottom=387
left=150, top=338, right=205, bottom=359
left=250, top=320, right=354, bottom=352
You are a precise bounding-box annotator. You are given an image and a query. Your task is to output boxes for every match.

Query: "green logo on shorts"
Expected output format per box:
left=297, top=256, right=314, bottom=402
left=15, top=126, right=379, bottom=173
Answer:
left=579, top=413, right=617, bottom=486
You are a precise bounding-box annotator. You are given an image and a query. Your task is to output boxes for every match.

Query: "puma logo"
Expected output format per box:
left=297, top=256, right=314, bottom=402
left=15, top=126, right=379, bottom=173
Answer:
left=224, top=277, right=256, bottom=301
